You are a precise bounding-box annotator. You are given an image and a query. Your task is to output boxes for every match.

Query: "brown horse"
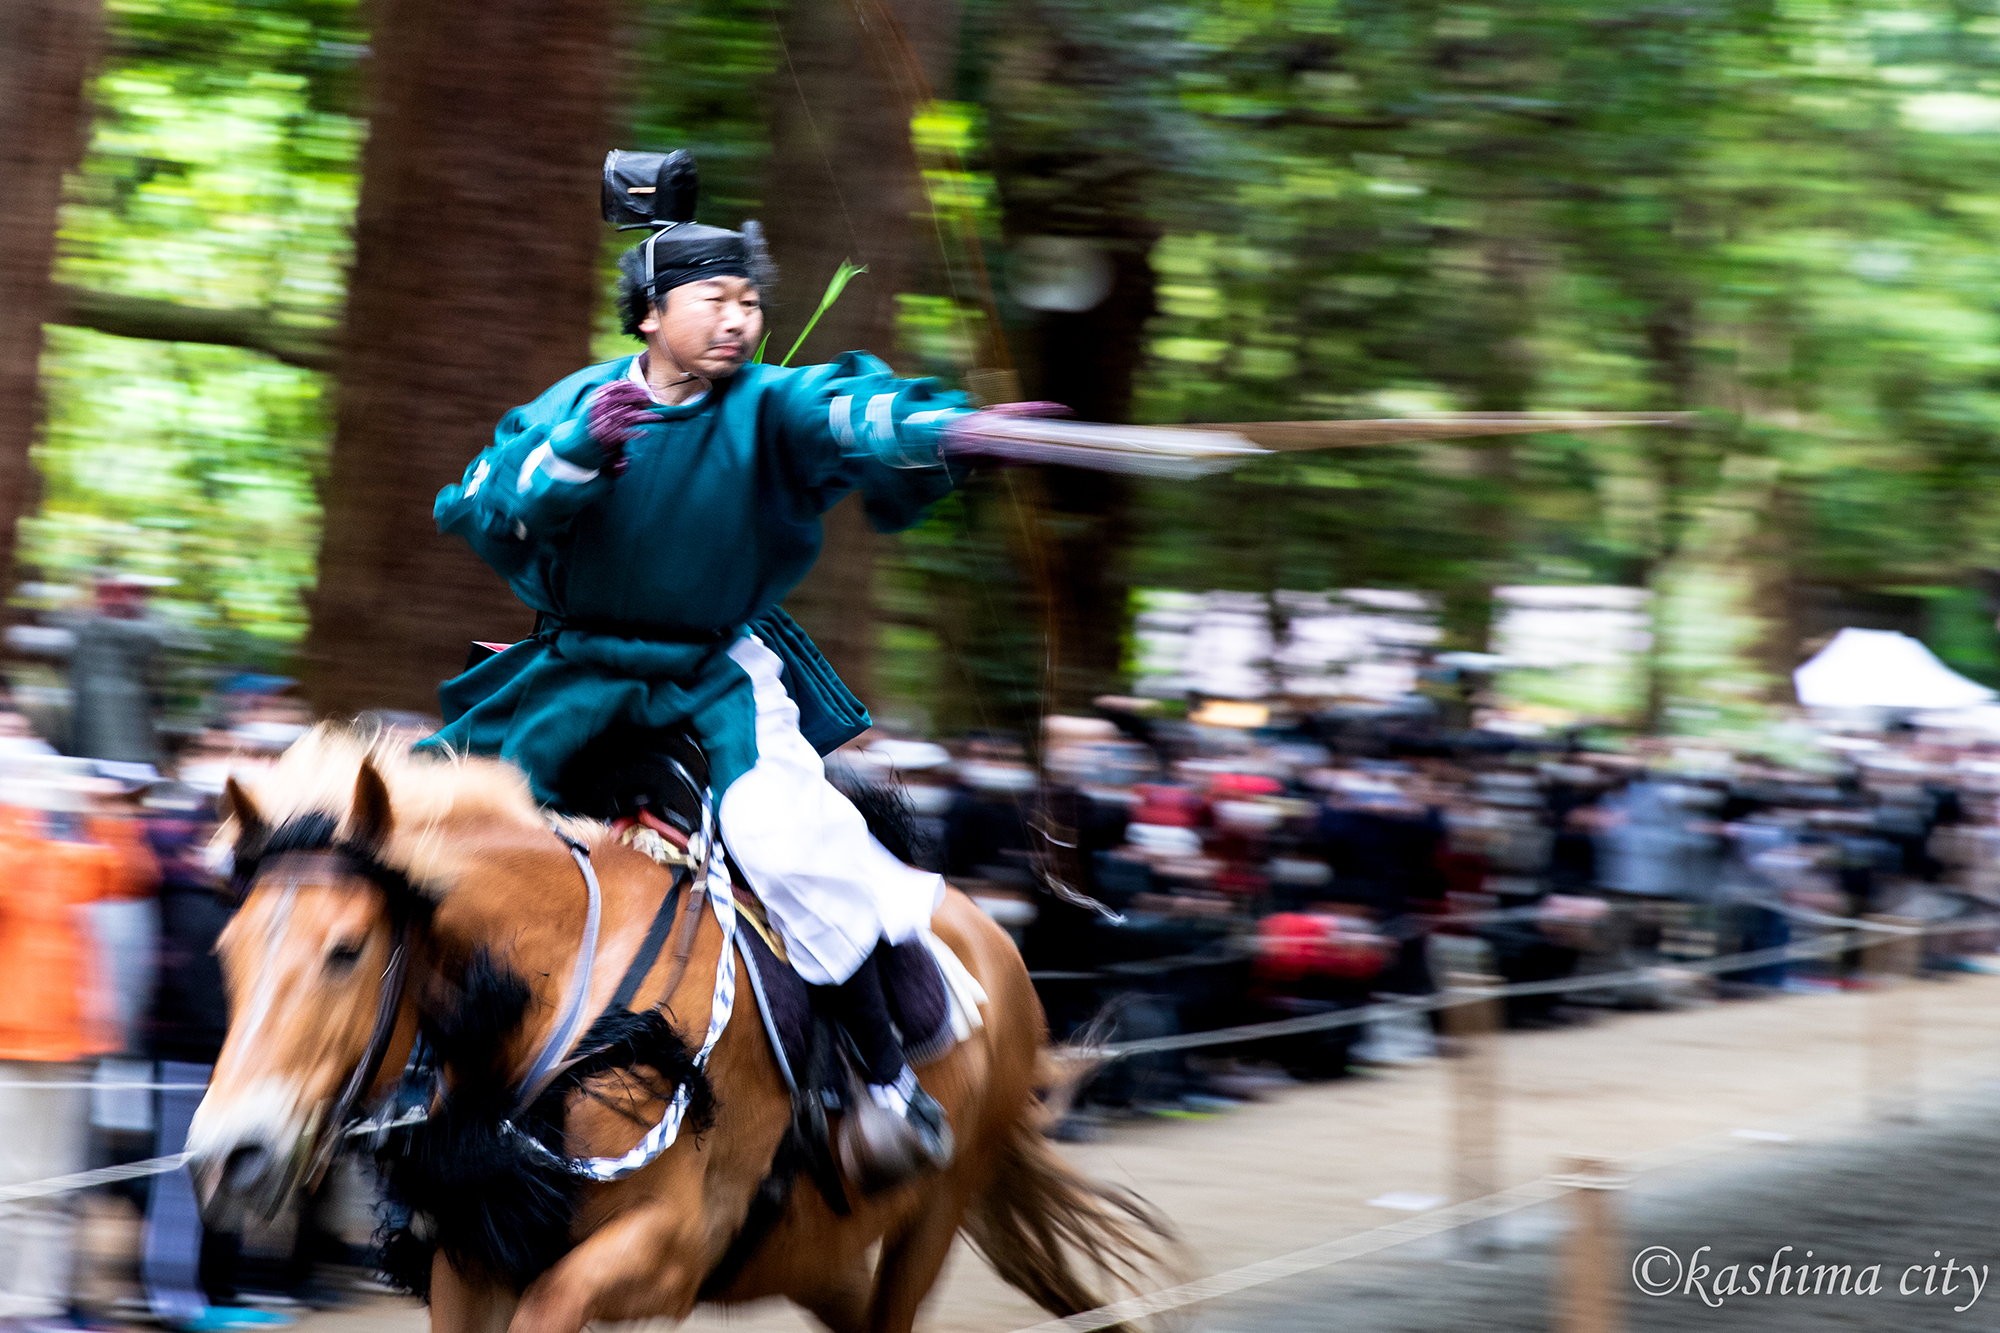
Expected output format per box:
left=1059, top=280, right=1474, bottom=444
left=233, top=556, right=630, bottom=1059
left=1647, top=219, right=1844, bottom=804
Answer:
left=186, top=728, right=1163, bottom=1333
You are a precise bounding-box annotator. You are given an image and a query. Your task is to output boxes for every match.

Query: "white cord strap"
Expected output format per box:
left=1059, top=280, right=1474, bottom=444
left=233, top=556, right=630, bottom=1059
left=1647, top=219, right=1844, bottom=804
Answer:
left=507, top=847, right=738, bottom=1182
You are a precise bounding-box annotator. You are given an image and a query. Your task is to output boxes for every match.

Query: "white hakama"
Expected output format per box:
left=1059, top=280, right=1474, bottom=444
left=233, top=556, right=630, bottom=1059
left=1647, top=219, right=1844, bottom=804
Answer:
left=717, top=634, right=946, bottom=986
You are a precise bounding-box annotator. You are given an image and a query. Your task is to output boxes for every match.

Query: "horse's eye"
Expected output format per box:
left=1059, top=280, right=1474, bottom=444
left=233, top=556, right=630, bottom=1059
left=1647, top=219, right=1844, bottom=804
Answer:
left=326, top=940, right=366, bottom=975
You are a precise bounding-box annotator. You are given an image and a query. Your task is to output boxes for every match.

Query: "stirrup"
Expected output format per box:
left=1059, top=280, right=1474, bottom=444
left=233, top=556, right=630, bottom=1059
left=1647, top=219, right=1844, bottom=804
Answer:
left=836, top=1076, right=954, bottom=1195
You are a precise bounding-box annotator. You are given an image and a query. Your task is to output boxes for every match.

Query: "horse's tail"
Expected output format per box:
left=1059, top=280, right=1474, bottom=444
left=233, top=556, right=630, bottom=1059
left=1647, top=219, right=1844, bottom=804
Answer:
left=963, top=1117, right=1176, bottom=1320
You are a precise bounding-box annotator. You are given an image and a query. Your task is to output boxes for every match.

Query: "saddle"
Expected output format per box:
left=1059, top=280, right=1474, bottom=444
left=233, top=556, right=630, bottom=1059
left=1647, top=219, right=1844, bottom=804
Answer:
left=557, top=724, right=710, bottom=834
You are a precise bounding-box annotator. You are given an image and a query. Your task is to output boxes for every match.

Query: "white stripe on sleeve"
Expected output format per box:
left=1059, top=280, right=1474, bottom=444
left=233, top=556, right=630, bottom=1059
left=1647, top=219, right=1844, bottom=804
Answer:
left=517, top=441, right=599, bottom=493
left=830, top=395, right=858, bottom=450
left=866, top=392, right=898, bottom=445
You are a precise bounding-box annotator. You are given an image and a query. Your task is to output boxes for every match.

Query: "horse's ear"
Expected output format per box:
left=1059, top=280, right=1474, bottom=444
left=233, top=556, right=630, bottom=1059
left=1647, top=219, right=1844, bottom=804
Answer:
left=348, top=759, right=395, bottom=850
left=222, top=776, right=267, bottom=844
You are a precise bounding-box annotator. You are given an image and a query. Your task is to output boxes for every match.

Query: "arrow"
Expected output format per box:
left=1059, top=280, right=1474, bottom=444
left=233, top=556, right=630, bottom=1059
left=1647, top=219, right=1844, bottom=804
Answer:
left=1176, top=410, right=1693, bottom=451
left=953, top=411, right=1692, bottom=478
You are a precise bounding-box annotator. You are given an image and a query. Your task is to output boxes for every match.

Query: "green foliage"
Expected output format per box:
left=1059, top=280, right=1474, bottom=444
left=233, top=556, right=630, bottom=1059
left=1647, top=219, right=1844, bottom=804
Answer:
left=592, top=0, right=780, bottom=361
left=33, top=0, right=2000, bottom=732
left=29, top=329, right=325, bottom=659
left=29, top=0, right=360, bottom=660
left=1082, top=0, right=2000, bottom=726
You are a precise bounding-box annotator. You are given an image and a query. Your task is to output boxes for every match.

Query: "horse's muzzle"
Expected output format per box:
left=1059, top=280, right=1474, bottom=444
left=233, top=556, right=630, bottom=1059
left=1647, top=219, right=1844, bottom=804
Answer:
left=191, top=1130, right=317, bottom=1230
left=186, top=1089, right=320, bottom=1229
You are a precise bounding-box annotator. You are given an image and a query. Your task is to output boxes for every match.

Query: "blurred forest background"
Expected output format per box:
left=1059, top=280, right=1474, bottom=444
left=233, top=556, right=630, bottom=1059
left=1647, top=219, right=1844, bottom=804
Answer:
left=10, top=0, right=2000, bottom=746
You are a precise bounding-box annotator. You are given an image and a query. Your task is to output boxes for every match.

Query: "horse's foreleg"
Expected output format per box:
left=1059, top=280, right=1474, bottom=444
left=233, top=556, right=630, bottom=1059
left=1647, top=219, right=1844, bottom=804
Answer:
left=430, top=1254, right=520, bottom=1333
left=505, top=1207, right=707, bottom=1333
left=866, top=1186, right=975, bottom=1333
left=791, top=1256, right=876, bottom=1333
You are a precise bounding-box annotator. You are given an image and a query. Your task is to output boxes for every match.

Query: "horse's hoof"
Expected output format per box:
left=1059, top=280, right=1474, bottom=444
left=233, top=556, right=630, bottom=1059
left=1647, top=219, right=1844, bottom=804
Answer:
left=839, top=1086, right=954, bottom=1194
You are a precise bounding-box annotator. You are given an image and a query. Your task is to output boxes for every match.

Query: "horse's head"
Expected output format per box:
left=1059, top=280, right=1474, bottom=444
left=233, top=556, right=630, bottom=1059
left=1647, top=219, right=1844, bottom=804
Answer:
left=188, top=759, right=421, bottom=1227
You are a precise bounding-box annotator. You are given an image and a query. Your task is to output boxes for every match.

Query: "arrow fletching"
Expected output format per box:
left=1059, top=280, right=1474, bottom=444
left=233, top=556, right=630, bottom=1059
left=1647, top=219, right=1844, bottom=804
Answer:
left=951, top=417, right=1270, bottom=479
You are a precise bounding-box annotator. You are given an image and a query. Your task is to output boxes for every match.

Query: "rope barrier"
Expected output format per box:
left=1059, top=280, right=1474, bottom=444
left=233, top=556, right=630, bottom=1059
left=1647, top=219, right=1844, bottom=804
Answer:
left=1076, top=907, right=2000, bottom=1061
left=0, top=1081, right=209, bottom=1091
left=0, top=901, right=1988, bottom=1202
left=0, top=1152, right=191, bottom=1204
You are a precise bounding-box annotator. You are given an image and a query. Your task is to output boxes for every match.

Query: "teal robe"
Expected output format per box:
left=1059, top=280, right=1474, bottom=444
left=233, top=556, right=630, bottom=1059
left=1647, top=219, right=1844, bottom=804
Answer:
left=422, top=352, right=968, bottom=805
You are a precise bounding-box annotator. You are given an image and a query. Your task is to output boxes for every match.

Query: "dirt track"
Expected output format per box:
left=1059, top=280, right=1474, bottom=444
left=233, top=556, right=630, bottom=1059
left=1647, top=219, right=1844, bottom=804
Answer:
left=298, top=971, right=2000, bottom=1333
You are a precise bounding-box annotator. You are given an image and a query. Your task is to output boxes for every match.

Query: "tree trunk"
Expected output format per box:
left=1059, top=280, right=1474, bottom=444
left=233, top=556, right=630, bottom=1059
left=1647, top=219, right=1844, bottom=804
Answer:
left=761, top=0, right=961, bottom=708
left=0, top=0, right=101, bottom=598
left=1437, top=222, right=1537, bottom=654
left=986, top=14, right=1162, bottom=714
left=1638, top=289, right=1701, bottom=733
left=1027, top=243, right=1155, bottom=710
left=299, top=0, right=616, bottom=718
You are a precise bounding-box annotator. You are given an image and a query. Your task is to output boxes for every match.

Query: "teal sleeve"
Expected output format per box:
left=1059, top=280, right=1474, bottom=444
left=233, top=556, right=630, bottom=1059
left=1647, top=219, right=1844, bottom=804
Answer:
left=435, top=402, right=617, bottom=569
left=775, top=352, right=974, bottom=532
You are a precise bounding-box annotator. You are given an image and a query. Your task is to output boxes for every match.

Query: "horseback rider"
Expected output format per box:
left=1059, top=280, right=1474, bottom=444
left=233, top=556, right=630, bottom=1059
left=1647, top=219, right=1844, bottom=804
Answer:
left=423, top=151, right=981, bottom=1182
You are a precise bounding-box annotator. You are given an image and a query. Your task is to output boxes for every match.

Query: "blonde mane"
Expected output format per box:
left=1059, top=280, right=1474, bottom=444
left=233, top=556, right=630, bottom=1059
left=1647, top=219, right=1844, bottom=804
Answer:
left=225, top=724, right=594, bottom=892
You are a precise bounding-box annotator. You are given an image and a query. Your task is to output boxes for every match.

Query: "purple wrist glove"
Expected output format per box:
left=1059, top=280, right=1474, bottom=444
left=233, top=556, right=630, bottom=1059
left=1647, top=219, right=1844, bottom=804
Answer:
left=943, top=401, right=1073, bottom=466
left=584, top=380, right=663, bottom=473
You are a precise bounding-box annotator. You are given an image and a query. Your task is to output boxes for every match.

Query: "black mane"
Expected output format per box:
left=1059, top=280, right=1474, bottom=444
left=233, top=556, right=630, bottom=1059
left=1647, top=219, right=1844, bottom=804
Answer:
left=230, top=810, right=435, bottom=928
left=375, top=950, right=714, bottom=1297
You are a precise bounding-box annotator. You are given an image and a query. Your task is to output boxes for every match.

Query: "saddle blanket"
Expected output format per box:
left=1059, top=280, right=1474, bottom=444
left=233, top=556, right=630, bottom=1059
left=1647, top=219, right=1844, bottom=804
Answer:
left=733, top=888, right=985, bottom=1093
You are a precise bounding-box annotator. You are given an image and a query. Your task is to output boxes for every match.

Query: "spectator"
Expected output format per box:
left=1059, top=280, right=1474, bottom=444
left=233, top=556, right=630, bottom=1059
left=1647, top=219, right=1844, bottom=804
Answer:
left=0, top=760, right=123, bottom=1326
left=6, top=576, right=189, bottom=772
left=140, top=788, right=247, bottom=1329
left=0, top=705, right=57, bottom=762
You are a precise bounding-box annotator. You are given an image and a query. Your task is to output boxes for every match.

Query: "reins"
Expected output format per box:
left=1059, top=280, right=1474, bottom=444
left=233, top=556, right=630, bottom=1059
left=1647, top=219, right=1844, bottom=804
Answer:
left=511, top=831, right=605, bottom=1114
left=511, top=852, right=688, bottom=1113
left=309, top=926, right=408, bottom=1187
left=510, top=795, right=719, bottom=1113
left=652, top=797, right=720, bottom=1014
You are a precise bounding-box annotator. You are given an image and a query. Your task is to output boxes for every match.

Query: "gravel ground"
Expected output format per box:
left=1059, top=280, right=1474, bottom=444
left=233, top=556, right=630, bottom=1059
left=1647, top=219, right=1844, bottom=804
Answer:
left=1193, top=1086, right=2000, bottom=1332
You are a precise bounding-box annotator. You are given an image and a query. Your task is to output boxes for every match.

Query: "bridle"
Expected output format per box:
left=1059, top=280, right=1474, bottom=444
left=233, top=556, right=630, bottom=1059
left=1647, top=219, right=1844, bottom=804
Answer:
left=228, top=800, right=739, bottom=1190
left=228, top=813, right=430, bottom=1188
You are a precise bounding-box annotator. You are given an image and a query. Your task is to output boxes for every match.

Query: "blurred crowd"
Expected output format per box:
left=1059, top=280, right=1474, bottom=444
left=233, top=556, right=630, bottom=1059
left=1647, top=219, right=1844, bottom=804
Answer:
left=0, top=575, right=368, bottom=1333
left=3, top=605, right=2000, bottom=1322
left=858, top=697, right=2000, bottom=1119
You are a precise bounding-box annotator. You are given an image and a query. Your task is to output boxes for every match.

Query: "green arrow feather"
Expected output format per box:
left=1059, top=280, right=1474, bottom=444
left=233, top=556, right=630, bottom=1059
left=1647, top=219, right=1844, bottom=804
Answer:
left=778, top=261, right=867, bottom=367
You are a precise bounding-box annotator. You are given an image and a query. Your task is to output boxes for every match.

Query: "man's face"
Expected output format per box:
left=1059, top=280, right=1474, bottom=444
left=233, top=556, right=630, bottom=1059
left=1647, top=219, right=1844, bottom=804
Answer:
left=642, top=276, right=763, bottom=380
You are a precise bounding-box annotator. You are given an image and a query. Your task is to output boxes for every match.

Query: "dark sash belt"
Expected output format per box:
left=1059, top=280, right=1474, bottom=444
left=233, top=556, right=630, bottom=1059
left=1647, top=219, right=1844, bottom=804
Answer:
left=535, top=613, right=736, bottom=645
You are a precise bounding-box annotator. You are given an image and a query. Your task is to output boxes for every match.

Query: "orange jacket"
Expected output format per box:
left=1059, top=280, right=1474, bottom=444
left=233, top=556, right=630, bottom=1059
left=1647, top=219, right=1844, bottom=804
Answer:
left=0, top=819, right=122, bottom=1061
left=88, top=814, right=161, bottom=901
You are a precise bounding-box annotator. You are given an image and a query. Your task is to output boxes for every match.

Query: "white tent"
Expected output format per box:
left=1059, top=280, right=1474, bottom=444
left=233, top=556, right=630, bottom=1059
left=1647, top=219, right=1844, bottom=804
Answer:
left=1793, top=627, right=1996, bottom=710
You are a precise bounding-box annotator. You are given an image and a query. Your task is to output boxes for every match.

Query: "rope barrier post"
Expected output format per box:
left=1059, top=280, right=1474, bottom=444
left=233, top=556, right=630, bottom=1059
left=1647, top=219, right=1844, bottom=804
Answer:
left=1443, top=971, right=1500, bottom=1256
left=1863, top=913, right=1922, bottom=1124
left=1556, top=1155, right=1626, bottom=1333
